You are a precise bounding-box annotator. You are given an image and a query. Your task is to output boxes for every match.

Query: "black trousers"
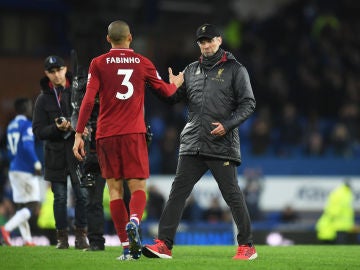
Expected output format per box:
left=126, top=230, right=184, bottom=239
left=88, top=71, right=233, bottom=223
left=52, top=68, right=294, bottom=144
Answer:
left=158, top=155, right=253, bottom=248
left=85, top=174, right=106, bottom=247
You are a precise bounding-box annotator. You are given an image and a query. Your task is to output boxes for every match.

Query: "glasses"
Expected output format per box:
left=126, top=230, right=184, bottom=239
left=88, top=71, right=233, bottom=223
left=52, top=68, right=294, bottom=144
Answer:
left=197, top=37, right=216, bottom=46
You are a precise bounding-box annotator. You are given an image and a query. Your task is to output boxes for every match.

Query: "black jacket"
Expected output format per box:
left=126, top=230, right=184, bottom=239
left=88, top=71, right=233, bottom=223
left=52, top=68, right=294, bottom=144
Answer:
left=168, top=51, right=255, bottom=165
left=33, top=72, right=80, bottom=182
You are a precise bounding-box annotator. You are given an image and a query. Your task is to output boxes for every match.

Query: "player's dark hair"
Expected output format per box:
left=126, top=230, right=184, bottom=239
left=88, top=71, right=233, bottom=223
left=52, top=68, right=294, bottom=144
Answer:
left=108, top=20, right=130, bottom=43
left=14, top=98, right=30, bottom=114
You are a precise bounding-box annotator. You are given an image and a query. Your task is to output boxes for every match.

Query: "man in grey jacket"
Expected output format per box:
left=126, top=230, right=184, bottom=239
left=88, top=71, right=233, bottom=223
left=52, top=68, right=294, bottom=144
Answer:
left=143, top=23, right=257, bottom=260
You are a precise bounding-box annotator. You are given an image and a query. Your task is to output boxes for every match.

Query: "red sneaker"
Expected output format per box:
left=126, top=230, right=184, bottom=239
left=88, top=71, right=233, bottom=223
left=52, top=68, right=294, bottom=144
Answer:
left=142, top=239, right=172, bottom=259
left=233, top=244, right=258, bottom=260
left=0, top=226, right=12, bottom=246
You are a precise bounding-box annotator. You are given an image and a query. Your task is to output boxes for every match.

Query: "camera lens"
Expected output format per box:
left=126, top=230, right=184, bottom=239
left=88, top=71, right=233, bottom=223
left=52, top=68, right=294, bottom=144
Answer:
left=56, top=117, right=66, bottom=125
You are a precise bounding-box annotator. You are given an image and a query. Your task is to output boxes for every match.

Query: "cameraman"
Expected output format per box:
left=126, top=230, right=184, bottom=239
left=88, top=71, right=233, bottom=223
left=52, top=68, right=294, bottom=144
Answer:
left=32, top=55, right=88, bottom=249
left=70, top=62, right=107, bottom=251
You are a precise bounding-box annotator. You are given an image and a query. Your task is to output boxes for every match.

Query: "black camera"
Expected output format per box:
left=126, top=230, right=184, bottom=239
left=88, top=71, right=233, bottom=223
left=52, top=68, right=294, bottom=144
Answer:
left=56, top=116, right=67, bottom=125
left=146, top=125, right=153, bottom=146
left=56, top=117, right=72, bottom=139
left=75, top=164, right=96, bottom=188
left=80, top=172, right=96, bottom=188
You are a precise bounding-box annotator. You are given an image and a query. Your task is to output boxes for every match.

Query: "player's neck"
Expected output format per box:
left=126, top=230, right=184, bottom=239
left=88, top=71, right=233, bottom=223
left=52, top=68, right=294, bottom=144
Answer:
left=112, top=43, right=130, bottom=49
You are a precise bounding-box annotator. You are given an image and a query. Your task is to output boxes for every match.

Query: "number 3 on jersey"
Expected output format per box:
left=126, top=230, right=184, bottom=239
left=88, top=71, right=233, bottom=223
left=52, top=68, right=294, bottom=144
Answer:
left=116, top=69, right=134, bottom=100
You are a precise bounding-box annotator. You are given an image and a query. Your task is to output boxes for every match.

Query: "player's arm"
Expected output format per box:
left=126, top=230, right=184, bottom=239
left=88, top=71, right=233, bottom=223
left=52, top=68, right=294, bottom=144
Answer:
left=74, top=60, right=99, bottom=161
left=76, top=60, right=99, bottom=134
left=148, top=65, right=187, bottom=105
left=144, top=58, right=183, bottom=97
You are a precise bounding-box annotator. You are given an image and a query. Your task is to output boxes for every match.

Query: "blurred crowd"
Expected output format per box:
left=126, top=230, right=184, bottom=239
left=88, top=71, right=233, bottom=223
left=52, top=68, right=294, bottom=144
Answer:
left=1, top=1, right=359, bottom=177
left=144, top=0, right=360, bottom=173
left=0, top=1, right=360, bottom=239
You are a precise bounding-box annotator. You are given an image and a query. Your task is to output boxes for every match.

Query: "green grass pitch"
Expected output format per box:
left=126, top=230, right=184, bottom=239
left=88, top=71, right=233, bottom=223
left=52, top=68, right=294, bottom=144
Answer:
left=1, top=245, right=360, bottom=270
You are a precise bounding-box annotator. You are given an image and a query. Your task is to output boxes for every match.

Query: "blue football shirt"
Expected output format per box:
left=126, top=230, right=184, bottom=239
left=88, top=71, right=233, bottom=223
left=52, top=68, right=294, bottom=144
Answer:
left=6, top=115, right=40, bottom=173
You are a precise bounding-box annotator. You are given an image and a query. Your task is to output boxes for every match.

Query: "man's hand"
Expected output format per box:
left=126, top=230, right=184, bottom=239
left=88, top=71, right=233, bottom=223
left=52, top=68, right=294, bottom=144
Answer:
left=73, top=132, right=86, bottom=161
left=211, top=122, right=226, bottom=136
left=55, top=117, right=72, bottom=131
left=168, top=67, right=184, bottom=88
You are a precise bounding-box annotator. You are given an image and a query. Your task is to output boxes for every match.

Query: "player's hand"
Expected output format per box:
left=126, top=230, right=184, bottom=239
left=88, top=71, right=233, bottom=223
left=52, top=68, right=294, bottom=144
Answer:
left=210, top=122, right=226, bottom=136
left=73, top=132, right=86, bottom=161
left=168, top=67, right=184, bottom=88
left=34, top=161, right=42, bottom=176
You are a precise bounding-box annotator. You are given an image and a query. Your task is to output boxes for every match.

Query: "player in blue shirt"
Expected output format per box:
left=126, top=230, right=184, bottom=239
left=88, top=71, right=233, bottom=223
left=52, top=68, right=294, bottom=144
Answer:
left=0, top=98, right=42, bottom=246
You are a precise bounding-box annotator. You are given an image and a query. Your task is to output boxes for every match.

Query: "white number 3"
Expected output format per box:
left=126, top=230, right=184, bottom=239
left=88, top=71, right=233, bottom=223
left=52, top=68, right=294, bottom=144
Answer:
left=116, top=69, right=134, bottom=100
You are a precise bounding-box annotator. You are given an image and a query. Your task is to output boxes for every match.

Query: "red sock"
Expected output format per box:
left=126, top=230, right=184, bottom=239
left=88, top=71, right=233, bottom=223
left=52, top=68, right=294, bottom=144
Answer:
left=110, top=199, right=129, bottom=245
left=129, top=190, right=147, bottom=224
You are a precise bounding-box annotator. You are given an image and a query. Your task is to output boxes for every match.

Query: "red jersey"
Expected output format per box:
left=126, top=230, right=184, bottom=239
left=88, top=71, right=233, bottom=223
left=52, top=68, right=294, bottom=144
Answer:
left=76, top=48, right=177, bottom=139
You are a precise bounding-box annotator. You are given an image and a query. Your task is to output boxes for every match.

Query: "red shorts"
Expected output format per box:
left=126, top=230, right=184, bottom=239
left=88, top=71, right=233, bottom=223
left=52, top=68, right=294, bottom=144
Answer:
left=96, top=134, right=149, bottom=179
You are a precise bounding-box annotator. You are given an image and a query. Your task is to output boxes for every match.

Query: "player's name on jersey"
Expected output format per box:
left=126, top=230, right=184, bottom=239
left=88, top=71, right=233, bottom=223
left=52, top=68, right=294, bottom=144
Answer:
left=106, top=57, right=140, bottom=64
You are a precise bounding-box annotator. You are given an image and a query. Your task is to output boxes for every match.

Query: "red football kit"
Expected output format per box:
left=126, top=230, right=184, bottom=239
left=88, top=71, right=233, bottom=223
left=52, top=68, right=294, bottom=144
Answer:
left=76, top=48, right=177, bottom=179
left=76, top=48, right=177, bottom=138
